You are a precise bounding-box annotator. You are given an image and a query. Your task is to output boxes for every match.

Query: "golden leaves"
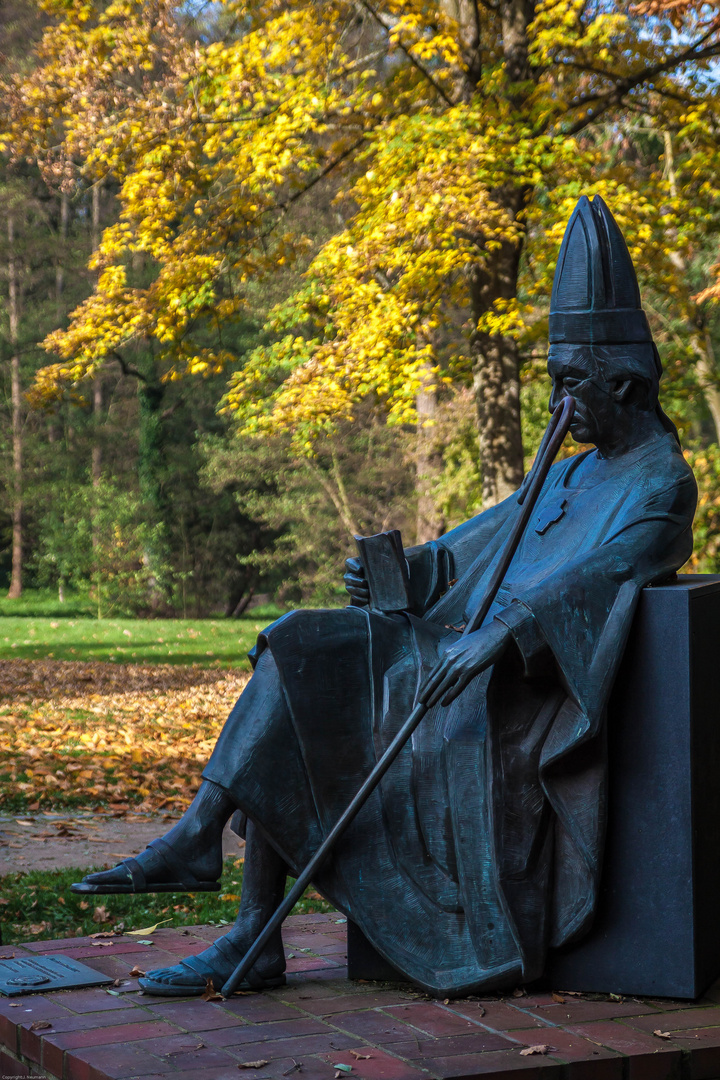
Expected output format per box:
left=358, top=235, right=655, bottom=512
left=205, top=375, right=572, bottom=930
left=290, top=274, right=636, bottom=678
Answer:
left=6, top=0, right=720, bottom=450
left=0, top=659, right=249, bottom=812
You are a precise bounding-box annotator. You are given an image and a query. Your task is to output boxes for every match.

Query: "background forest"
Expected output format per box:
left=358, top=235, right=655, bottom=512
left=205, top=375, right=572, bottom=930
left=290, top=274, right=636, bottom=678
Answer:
left=2, top=0, right=720, bottom=618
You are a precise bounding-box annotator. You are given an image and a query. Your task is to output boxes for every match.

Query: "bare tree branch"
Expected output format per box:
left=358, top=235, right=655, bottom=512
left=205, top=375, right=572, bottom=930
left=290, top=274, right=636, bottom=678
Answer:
left=564, top=35, right=720, bottom=136
left=111, top=349, right=147, bottom=382
left=356, top=0, right=456, bottom=107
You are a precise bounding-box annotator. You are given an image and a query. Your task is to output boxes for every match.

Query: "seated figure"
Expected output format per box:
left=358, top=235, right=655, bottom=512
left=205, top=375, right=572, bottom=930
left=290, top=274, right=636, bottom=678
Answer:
left=72, top=195, right=697, bottom=998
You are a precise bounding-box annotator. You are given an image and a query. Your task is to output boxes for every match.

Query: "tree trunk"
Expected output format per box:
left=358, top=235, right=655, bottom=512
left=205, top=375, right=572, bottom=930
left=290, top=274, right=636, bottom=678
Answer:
left=91, top=183, right=103, bottom=485
left=92, top=377, right=103, bottom=484
left=7, top=214, right=22, bottom=598
left=138, top=375, right=169, bottom=606
left=466, top=1, right=535, bottom=506
left=692, top=326, right=720, bottom=443
left=470, top=191, right=528, bottom=506
left=662, top=131, right=720, bottom=443
left=55, top=189, right=68, bottom=321
left=415, top=364, right=444, bottom=543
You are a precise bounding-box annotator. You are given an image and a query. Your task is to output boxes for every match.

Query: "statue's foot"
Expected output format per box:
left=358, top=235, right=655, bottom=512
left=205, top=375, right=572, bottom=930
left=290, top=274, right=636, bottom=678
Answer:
left=70, top=837, right=222, bottom=895
left=138, top=929, right=286, bottom=997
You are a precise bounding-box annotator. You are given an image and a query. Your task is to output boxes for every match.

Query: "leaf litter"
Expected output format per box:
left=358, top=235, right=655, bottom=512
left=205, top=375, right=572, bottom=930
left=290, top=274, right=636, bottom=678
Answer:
left=0, top=660, right=249, bottom=813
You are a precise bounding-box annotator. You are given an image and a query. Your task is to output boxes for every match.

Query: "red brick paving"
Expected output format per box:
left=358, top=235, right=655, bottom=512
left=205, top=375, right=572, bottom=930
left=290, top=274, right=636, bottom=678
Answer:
left=1, top=914, right=720, bottom=1078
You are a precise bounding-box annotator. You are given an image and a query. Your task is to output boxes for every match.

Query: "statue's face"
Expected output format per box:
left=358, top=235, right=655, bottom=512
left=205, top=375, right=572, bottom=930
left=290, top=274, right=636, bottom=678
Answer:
left=547, top=347, right=625, bottom=447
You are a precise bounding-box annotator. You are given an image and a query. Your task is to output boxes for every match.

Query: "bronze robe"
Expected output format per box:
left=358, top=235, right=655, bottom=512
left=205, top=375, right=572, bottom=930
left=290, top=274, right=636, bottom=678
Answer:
left=204, top=433, right=696, bottom=995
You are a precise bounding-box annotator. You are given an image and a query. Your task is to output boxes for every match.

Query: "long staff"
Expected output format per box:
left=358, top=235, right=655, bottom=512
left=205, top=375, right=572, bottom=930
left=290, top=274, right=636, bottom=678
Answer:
left=222, top=394, right=575, bottom=998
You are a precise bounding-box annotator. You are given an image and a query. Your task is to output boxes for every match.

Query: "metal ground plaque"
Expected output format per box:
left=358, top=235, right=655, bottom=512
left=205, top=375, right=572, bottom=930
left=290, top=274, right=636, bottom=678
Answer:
left=0, top=954, right=112, bottom=995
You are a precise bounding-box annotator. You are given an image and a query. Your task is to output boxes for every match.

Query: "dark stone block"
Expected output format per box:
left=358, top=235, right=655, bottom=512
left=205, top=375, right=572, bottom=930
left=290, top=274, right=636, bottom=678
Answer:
left=547, top=575, right=720, bottom=998
left=346, top=919, right=408, bottom=984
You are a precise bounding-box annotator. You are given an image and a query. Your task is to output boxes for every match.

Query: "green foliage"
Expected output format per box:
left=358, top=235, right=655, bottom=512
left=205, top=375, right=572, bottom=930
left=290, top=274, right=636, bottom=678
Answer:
left=201, top=404, right=418, bottom=604
left=685, top=446, right=720, bottom=573
left=31, top=478, right=169, bottom=618
left=0, top=0, right=719, bottom=597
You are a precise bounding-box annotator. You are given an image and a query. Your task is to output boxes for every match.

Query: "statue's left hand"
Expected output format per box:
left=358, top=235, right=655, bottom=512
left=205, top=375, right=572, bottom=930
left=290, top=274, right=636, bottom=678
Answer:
left=418, top=621, right=511, bottom=708
left=344, top=556, right=370, bottom=606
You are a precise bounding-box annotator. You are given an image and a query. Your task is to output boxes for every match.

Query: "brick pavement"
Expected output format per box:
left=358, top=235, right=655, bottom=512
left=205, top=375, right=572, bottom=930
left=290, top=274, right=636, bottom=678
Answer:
left=1, top=913, right=720, bottom=1079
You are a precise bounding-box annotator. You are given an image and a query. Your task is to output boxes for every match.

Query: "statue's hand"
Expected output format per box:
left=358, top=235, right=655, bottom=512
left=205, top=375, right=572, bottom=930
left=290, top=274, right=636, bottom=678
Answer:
left=419, top=621, right=511, bottom=708
left=344, top=556, right=369, bottom=606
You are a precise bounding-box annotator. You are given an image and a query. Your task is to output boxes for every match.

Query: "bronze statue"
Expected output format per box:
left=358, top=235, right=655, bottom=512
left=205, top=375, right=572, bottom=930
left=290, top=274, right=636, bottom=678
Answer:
left=71, top=195, right=697, bottom=998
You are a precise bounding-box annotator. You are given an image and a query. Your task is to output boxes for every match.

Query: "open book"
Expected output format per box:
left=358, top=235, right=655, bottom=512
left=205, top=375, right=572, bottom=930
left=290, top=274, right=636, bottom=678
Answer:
left=354, top=529, right=410, bottom=613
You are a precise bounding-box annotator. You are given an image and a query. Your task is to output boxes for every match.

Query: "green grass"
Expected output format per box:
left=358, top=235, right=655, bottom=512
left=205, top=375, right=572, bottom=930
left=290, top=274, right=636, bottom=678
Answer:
left=0, top=860, right=336, bottom=945
left=0, top=606, right=287, bottom=667
left=0, top=588, right=98, bottom=619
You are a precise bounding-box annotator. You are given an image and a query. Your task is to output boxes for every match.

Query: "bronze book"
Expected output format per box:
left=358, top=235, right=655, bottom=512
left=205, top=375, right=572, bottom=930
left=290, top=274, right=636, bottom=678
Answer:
left=354, top=529, right=410, bottom=613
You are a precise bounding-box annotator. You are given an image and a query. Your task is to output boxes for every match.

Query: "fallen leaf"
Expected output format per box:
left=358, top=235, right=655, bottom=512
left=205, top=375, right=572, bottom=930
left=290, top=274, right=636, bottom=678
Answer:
left=128, top=966, right=145, bottom=977
left=653, top=1030, right=673, bottom=1039
left=512, top=987, right=528, bottom=998
left=609, top=992, right=623, bottom=1002
left=111, top=979, right=125, bottom=988
left=90, top=931, right=115, bottom=939
left=0, top=664, right=252, bottom=823
left=9, top=1003, right=21, bottom=1008
left=27, top=922, right=50, bottom=935
left=79, top=901, right=89, bottom=910
left=126, top=920, right=170, bottom=936
left=201, top=978, right=224, bottom=1002
left=551, top=993, right=565, bottom=1004
left=238, top=1063, right=270, bottom=1070
left=349, top=1051, right=370, bottom=1060
left=167, top=1041, right=205, bottom=1054
left=30, top=1020, right=53, bottom=1031
left=90, top=940, right=114, bottom=947
left=92, top=905, right=111, bottom=924
left=520, top=1045, right=554, bottom=1056
left=0, top=898, right=9, bottom=905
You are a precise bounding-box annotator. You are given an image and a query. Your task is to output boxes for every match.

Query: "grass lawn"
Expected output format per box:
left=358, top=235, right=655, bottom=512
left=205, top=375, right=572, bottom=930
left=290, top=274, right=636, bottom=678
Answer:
left=0, top=591, right=341, bottom=941
left=0, top=859, right=336, bottom=945
left=0, top=606, right=287, bottom=667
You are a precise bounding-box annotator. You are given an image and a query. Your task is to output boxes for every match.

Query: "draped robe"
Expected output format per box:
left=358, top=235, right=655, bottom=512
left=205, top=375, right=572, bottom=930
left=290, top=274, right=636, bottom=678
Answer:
left=204, top=432, right=696, bottom=996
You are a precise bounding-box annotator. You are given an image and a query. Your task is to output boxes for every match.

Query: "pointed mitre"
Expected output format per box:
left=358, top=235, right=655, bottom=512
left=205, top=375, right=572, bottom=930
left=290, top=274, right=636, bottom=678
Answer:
left=549, top=195, right=652, bottom=345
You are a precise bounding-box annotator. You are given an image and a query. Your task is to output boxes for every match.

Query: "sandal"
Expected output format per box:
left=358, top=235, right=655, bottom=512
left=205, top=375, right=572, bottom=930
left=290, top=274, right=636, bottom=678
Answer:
left=70, top=837, right=222, bottom=895
left=138, top=934, right=286, bottom=997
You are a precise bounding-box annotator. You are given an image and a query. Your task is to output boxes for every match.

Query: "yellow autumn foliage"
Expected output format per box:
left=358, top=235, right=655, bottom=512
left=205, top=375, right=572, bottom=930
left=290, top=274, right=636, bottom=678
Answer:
left=3, top=0, right=720, bottom=448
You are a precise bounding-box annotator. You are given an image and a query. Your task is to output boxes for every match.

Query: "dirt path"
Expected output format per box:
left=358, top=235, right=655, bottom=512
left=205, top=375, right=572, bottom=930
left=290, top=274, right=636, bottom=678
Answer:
left=0, top=812, right=245, bottom=875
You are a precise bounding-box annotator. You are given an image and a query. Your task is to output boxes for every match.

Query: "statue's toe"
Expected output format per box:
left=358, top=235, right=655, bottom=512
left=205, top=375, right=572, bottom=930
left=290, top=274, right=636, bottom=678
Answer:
left=138, top=963, right=207, bottom=995
left=137, top=938, right=286, bottom=997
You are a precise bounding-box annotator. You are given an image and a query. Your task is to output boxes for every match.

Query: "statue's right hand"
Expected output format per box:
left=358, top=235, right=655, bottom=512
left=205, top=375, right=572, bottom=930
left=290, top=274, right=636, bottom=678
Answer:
left=344, top=556, right=369, bottom=606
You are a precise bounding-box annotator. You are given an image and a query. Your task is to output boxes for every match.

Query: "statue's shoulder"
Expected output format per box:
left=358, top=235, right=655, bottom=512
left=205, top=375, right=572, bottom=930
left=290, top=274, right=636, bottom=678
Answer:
left=639, top=434, right=696, bottom=490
